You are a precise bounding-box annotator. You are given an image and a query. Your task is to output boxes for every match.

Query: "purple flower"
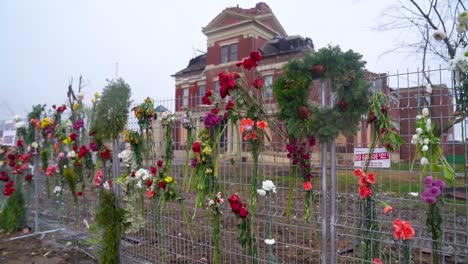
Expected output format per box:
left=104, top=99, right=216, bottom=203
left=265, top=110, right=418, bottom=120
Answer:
left=424, top=176, right=433, bottom=187
left=73, top=119, right=84, bottom=130
left=423, top=195, right=437, bottom=204
left=429, top=186, right=441, bottom=197
left=203, top=112, right=222, bottom=127
left=433, top=180, right=445, bottom=189
left=190, top=158, right=197, bottom=168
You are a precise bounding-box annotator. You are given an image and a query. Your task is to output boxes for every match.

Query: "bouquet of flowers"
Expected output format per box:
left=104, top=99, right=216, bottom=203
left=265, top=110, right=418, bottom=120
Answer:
left=422, top=176, right=445, bottom=263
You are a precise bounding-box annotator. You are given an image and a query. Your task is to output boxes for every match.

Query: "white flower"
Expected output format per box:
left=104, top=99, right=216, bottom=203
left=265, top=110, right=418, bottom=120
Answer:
left=423, top=138, right=430, bottom=145
left=265, top=238, right=276, bottom=245
left=135, top=168, right=150, bottom=180
left=118, top=150, right=134, bottom=166
left=415, top=128, right=423, bottom=135
left=53, top=186, right=62, bottom=194
left=421, top=145, right=429, bottom=152
left=422, top=108, right=429, bottom=117
left=412, top=134, right=419, bottom=141
left=261, top=180, right=276, bottom=193
left=408, top=192, right=419, bottom=197
left=207, top=199, right=215, bottom=207
left=103, top=181, right=111, bottom=190
left=67, top=151, right=76, bottom=158
left=135, top=180, right=143, bottom=189
left=31, top=142, right=39, bottom=149
left=410, top=139, right=417, bottom=144
left=416, top=115, right=423, bottom=120
left=257, top=189, right=267, bottom=196
left=13, top=115, right=21, bottom=122
left=77, top=93, right=85, bottom=100
left=418, top=138, right=424, bottom=145
left=64, top=120, right=73, bottom=128
left=432, top=30, right=446, bottom=41
left=216, top=192, right=225, bottom=205
left=15, top=121, right=25, bottom=128
left=420, top=157, right=429, bottom=165
left=426, top=119, right=432, bottom=131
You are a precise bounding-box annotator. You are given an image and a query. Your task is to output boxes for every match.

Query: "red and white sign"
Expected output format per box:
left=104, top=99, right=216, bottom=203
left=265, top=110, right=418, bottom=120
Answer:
left=354, top=148, right=390, bottom=168
left=1, top=120, right=16, bottom=146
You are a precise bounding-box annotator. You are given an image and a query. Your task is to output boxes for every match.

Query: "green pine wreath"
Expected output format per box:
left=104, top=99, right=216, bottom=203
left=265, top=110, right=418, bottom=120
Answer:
left=273, top=45, right=370, bottom=142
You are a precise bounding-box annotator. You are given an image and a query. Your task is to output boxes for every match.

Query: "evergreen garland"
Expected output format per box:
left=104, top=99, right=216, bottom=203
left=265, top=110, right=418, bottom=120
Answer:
left=91, top=79, right=132, bottom=141
left=26, top=104, right=45, bottom=144
left=96, top=190, right=127, bottom=264
left=0, top=183, right=26, bottom=232
left=273, top=45, right=370, bottom=143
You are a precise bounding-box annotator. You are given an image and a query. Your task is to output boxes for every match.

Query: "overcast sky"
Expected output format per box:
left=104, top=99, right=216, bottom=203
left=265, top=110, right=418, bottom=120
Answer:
left=0, top=0, right=440, bottom=120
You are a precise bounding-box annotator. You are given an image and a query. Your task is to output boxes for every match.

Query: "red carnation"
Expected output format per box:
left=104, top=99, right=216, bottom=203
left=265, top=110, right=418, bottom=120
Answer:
left=72, top=145, right=78, bottom=151
left=17, top=140, right=24, bottom=148
left=225, top=100, right=234, bottom=111
left=99, top=148, right=112, bottom=160
left=158, top=181, right=165, bottom=189
left=303, top=181, right=312, bottom=191
left=89, top=142, right=98, bottom=152
left=146, top=179, right=153, bottom=188
left=157, top=160, right=163, bottom=167
left=69, top=133, right=77, bottom=141
left=205, top=90, right=213, bottom=97
left=3, top=186, right=15, bottom=196
left=211, top=108, right=219, bottom=114
left=192, top=142, right=201, bottom=153
left=249, top=51, right=263, bottom=63
left=252, top=78, right=264, bottom=89
left=359, top=185, right=373, bottom=199
left=25, top=174, right=33, bottom=181
left=392, top=219, right=415, bottom=240
left=0, top=171, right=10, bottom=182
left=150, top=166, right=157, bottom=175
left=239, top=206, right=248, bottom=218
left=77, top=145, right=89, bottom=159
left=77, top=191, right=83, bottom=196
left=230, top=201, right=241, bottom=213
left=202, top=96, right=211, bottom=105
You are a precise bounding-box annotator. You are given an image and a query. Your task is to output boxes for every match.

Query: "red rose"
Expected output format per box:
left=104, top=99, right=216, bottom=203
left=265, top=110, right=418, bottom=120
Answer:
left=220, top=86, right=229, bottom=98
left=7, top=154, right=15, bottom=160
left=239, top=206, right=248, bottom=218
left=225, top=100, right=234, bottom=111
left=0, top=171, right=10, bottom=182
left=131, top=171, right=136, bottom=177
left=157, top=160, right=163, bottom=167
left=24, top=174, right=33, bottom=182
left=5, top=180, right=14, bottom=188
left=158, top=181, right=166, bottom=189
left=192, top=142, right=201, bottom=153
left=150, top=166, right=157, bottom=175
left=147, top=190, right=155, bottom=199
left=252, top=78, right=264, bottom=89
left=235, top=61, right=243, bottom=67
left=70, top=133, right=77, bottom=141
left=366, top=173, right=376, bottom=184
left=146, top=179, right=153, bottom=188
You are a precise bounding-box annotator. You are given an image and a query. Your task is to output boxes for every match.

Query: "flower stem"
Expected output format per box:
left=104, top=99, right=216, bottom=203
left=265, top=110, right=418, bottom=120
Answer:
left=286, top=165, right=297, bottom=221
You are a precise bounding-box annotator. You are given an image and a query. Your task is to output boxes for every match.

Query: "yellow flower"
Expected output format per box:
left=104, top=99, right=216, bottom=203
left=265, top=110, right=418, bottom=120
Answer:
left=164, top=176, right=173, bottom=184
left=91, top=98, right=95, bottom=104
left=62, top=137, right=71, bottom=145
left=94, top=92, right=100, bottom=98
left=202, top=146, right=212, bottom=156
left=72, top=103, right=80, bottom=111
left=40, top=117, right=50, bottom=129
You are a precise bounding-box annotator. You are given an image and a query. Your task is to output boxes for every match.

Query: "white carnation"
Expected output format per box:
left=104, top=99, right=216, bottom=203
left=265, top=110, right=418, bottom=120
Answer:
left=420, top=157, right=429, bottom=165
left=13, top=115, right=21, bottom=122
left=421, top=145, right=429, bottom=152
left=422, top=108, right=429, bottom=117
left=415, top=128, right=423, bottom=135
left=118, top=150, right=134, bottom=165
left=426, top=119, right=432, bottom=131
left=31, top=142, right=39, bottom=149
left=53, top=186, right=62, bottom=194
left=257, top=189, right=267, bottom=196
left=265, top=238, right=276, bottom=245
left=15, top=121, right=25, bottom=128
left=135, top=168, right=150, bottom=180
left=261, top=180, right=276, bottom=193
left=412, top=134, right=419, bottom=141
left=423, top=138, right=430, bottom=145
left=67, top=151, right=76, bottom=158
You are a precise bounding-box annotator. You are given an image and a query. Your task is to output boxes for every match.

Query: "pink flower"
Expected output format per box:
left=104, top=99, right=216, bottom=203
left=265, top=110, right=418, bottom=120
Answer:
left=384, top=205, right=393, bottom=214
left=46, top=165, right=56, bottom=176
left=94, top=169, right=103, bottom=187
left=372, top=258, right=383, bottom=264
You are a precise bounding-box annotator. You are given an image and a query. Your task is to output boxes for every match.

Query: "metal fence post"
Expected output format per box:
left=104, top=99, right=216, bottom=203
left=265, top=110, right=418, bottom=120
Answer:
left=330, top=140, right=337, bottom=264
left=112, top=138, right=122, bottom=262
left=320, top=79, right=328, bottom=264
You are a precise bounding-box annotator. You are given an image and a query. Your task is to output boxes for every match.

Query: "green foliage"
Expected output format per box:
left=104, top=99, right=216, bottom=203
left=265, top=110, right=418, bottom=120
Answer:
left=96, top=190, right=127, bottom=264
left=63, top=167, right=78, bottom=205
left=92, top=79, right=131, bottom=141
left=273, top=45, right=370, bottom=142
left=0, top=188, right=26, bottom=232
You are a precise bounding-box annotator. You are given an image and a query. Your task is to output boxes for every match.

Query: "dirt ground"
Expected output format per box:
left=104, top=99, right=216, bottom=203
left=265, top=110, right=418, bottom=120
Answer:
left=0, top=231, right=95, bottom=264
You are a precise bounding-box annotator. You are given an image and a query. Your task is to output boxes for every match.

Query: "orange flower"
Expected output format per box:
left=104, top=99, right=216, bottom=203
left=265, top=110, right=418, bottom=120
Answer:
left=392, top=218, right=415, bottom=240
left=303, top=181, right=312, bottom=191
left=384, top=205, right=393, bottom=214
left=256, top=120, right=267, bottom=129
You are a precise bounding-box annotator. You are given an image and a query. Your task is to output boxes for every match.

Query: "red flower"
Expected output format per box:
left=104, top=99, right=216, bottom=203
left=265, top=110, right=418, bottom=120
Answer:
left=158, top=181, right=166, bottom=189
left=77, top=145, right=89, bottom=159
left=303, top=181, right=312, bottom=191
left=211, top=108, right=219, bottom=114
left=99, top=148, right=112, bottom=160
left=256, top=120, right=267, bottom=129
left=17, top=140, right=24, bottom=148
left=77, top=191, right=83, bottom=196
left=366, top=173, right=376, bottom=184
left=146, top=179, right=153, bottom=188
left=147, top=190, right=155, bottom=199
left=237, top=51, right=263, bottom=70
left=7, top=154, right=15, bottom=161
left=312, top=64, right=326, bottom=76
left=72, top=145, right=78, bottom=151
left=354, top=169, right=365, bottom=177
left=89, top=142, right=98, bottom=152
left=69, top=133, right=77, bottom=141
left=392, top=218, right=415, bottom=240
left=384, top=205, right=393, bottom=214
left=150, top=166, right=157, bottom=175
left=3, top=186, right=15, bottom=196
left=202, top=96, right=211, bottom=105
left=0, top=171, right=9, bottom=182
left=225, top=100, right=234, bottom=111
left=157, top=160, right=163, bottom=167
left=205, top=90, right=212, bottom=97
left=372, top=258, right=383, bottom=264
left=239, top=206, right=248, bottom=218
left=228, top=194, right=241, bottom=213
left=192, top=142, right=201, bottom=153
left=249, top=51, right=263, bottom=63
left=252, top=78, right=264, bottom=89
left=228, top=193, right=240, bottom=204
left=75, top=161, right=81, bottom=167
left=359, top=185, right=373, bottom=199
left=24, top=174, right=33, bottom=182
left=381, top=105, right=388, bottom=113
